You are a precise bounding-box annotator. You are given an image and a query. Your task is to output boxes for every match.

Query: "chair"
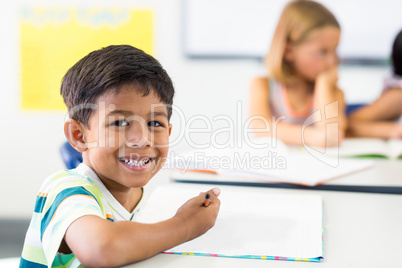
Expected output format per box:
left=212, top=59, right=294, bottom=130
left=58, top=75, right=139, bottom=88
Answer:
left=60, top=141, right=82, bottom=169
left=346, top=103, right=366, bottom=116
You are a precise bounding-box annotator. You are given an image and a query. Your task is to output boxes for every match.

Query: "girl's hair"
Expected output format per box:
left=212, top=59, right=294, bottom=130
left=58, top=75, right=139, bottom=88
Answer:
left=265, top=0, right=340, bottom=83
left=392, top=29, right=402, bottom=76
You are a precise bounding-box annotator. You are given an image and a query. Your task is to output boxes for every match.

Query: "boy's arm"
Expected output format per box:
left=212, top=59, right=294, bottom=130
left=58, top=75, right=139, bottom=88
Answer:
left=65, top=188, right=220, bottom=267
left=349, top=88, right=402, bottom=122
left=347, top=121, right=402, bottom=139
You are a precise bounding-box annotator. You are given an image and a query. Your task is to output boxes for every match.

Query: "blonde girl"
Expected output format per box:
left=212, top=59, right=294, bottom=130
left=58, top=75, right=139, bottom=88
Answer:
left=249, top=0, right=347, bottom=147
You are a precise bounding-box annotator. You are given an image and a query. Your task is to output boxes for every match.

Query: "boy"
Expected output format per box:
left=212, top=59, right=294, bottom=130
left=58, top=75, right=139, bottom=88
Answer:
left=20, top=45, right=221, bottom=268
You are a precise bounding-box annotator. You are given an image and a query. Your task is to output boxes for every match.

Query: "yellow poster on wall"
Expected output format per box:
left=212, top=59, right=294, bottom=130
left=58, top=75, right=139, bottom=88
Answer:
left=20, top=8, right=153, bottom=110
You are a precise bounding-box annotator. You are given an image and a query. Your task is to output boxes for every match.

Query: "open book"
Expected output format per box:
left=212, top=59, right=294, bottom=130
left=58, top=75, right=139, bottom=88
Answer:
left=324, top=138, right=402, bottom=159
left=134, top=185, right=324, bottom=262
left=169, top=138, right=373, bottom=186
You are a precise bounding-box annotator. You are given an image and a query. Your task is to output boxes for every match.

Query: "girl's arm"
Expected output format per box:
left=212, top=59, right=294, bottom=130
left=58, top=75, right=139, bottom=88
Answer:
left=249, top=77, right=345, bottom=147
left=313, top=67, right=347, bottom=145
left=64, top=188, right=220, bottom=267
left=348, top=88, right=402, bottom=139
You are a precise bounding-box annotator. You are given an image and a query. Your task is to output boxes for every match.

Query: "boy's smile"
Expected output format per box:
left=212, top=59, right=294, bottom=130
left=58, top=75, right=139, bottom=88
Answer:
left=119, top=156, right=153, bottom=171
left=80, top=84, right=172, bottom=200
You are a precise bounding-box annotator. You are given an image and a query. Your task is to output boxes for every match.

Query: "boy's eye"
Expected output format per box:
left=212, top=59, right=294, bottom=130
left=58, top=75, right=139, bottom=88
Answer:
left=112, top=120, right=129, bottom=127
left=148, top=121, right=162, bottom=127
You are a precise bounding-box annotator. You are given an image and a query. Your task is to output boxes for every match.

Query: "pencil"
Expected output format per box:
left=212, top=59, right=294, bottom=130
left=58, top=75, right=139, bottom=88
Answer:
left=204, top=193, right=211, bottom=207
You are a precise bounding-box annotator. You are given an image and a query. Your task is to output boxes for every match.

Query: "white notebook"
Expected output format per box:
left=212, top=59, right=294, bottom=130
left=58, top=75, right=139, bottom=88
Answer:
left=323, top=138, right=402, bottom=160
left=170, top=144, right=373, bottom=187
left=134, top=185, right=324, bottom=262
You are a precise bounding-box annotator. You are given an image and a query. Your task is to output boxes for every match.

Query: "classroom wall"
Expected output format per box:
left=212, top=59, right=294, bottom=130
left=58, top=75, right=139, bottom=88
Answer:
left=0, top=0, right=391, bottom=219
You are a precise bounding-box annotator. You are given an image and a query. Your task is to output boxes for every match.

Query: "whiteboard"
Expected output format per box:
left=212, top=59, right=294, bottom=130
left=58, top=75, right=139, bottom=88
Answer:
left=183, top=0, right=402, bottom=60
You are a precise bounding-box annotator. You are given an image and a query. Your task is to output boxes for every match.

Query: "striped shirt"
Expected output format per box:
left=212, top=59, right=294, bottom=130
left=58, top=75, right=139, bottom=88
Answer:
left=20, top=163, right=146, bottom=268
left=268, top=78, right=314, bottom=125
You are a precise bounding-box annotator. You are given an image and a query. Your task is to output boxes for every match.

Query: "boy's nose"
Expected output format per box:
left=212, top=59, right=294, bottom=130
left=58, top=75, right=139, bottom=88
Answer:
left=125, top=122, right=151, bottom=148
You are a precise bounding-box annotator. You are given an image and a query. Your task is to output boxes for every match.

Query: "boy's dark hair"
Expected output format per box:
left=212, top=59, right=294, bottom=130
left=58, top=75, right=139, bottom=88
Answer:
left=61, top=45, right=174, bottom=126
left=392, top=30, right=402, bottom=76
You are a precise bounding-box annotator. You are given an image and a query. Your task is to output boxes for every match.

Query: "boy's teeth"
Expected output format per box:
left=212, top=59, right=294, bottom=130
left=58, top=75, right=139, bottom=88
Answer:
left=123, top=158, right=149, bottom=166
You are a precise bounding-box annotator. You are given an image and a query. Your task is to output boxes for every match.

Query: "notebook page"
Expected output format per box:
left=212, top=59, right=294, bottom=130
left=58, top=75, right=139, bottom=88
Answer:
left=324, top=138, right=388, bottom=157
left=388, top=139, right=402, bottom=159
left=134, top=185, right=323, bottom=260
left=172, top=140, right=373, bottom=186
left=239, top=152, right=373, bottom=186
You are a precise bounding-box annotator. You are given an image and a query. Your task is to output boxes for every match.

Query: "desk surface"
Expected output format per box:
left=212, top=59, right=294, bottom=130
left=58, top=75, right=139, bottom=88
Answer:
left=326, top=159, right=401, bottom=186
left=125, top=160, right=402, bottom=268
left=171, top=159, right=402, bottom=194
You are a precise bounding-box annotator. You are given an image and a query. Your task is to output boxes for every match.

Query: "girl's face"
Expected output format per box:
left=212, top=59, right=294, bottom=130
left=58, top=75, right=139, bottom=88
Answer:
left=285, top=26, right=340, bottom=82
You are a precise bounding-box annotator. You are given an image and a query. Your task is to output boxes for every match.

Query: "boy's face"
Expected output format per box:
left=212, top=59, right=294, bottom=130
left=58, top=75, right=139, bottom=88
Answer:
left=81, top=85, right=171, bottom=191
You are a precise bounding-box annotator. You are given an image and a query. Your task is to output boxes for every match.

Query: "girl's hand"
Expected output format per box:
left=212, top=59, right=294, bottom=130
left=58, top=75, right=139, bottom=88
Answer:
left=174, top=188, right=221, bottom=241
left=316, top=66, right=338, bottom=93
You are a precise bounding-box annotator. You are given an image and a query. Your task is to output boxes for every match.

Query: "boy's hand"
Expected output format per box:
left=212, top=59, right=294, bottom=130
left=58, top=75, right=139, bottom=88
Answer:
left=174, top=188, right=221, bottom=242
left=64, top=188, right=221, bottom=267
left=316, top=66, right=338, bottom=93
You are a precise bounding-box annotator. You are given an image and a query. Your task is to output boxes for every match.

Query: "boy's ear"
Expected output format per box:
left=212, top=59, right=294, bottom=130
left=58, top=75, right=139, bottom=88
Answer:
left=64, top=119, right=88, bottom=152
left=168, top=123, right=173, bottom=136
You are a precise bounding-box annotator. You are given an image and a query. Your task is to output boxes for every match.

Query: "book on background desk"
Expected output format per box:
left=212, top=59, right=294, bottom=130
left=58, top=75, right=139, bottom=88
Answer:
left=170, top=139, right=373, bottom=187
left=134, top=185, right=324, bottom=262
left=323, top=138, right=402, bottom=159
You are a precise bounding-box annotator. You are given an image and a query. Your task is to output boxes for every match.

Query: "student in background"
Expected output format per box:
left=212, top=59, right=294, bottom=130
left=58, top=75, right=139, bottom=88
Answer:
left=249, top=0, right=347, bottom=147
left=348, top=30, right=402, bottom=139
left=20, top=45, right=221, bottom=268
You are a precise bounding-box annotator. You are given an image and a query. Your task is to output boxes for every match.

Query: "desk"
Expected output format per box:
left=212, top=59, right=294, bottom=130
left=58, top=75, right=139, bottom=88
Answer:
left=325, top=159, right=401, bottom=186
left=172, top=159, right=402, bottom=194
left=124, top=160, right=402, bottom=267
